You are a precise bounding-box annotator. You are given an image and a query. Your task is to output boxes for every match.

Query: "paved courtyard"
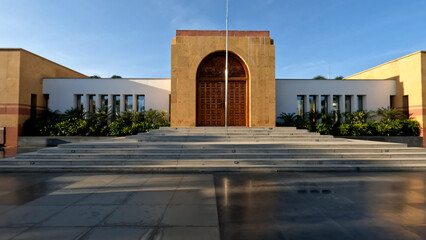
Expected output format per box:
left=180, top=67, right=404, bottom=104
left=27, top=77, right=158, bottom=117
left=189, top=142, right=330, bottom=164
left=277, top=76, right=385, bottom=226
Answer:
left=0, top=173, right=219, bottom=240
left=0, top=172, right=425, bottom=239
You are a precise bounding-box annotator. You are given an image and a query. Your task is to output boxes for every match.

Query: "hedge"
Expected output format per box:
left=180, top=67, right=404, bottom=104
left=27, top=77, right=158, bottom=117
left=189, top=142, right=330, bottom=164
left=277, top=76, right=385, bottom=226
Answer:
left=24, top=108, right=170, bottom=136
left=277, top=110, right=421, bottom=137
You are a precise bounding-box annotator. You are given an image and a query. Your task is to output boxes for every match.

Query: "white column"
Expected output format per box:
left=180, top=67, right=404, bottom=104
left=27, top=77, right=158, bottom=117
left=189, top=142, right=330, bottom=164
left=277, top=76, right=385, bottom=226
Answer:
left=133, top=94, right=137, bottom=112
left=339, top=95, right=345, bottom=113
left=84, top=94, right=89, bottom=113
left=316, top=95, right=321, bottom=113
left=352, top=95, right=358, bottom=112
left=96, top=95, right=101, bottom=110
left=120, top=94, right=125, bottom=114
left=304, top=95, right=309, bottom=114
left=108, top=94, right=113, bottom=112
left=329, top=94, right=334, bottom=113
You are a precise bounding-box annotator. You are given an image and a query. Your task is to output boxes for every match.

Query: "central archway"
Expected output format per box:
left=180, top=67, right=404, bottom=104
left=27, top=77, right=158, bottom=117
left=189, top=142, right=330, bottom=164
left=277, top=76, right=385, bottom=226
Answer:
left=196, top=51, right=249, bottom=126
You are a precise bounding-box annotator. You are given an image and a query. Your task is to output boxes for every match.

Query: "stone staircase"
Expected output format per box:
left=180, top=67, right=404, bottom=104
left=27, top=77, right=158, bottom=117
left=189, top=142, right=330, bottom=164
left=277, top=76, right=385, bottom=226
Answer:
left=3, top=127, right=426, bottom=172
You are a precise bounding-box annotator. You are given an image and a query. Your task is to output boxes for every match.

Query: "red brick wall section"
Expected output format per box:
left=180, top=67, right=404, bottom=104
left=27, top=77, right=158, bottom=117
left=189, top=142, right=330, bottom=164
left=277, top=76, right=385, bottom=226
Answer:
left=0, top=127, right=4, bottom=146
left=4, top=127, right=18, bottom=147
left=176, top=30, right=270, bottom=37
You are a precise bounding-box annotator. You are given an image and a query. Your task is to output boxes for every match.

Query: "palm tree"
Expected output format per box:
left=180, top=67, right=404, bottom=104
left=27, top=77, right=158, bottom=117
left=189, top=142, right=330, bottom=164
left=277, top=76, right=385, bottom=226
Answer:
left=376, top=107, right=406, bottom=120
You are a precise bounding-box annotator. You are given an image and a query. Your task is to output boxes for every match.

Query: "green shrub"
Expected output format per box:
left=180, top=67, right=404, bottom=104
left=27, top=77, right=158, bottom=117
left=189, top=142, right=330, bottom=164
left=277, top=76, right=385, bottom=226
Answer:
left=316, top=123, right=333, bottom=135
left=401, top=119, right=421, bottom=136
left=54, top=119, right=88, bottom=136
left=277, top=110, right=421, bottom=137
left=23, top=108, right=170, bottom=137
left=376, top=107, right=406, bottom=120
left=277, top=113, right=297, bottom=126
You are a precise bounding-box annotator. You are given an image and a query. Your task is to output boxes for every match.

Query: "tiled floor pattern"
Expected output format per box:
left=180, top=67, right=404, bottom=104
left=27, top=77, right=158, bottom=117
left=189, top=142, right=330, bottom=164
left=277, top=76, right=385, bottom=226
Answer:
left=0, top=173, right=219, bottom=240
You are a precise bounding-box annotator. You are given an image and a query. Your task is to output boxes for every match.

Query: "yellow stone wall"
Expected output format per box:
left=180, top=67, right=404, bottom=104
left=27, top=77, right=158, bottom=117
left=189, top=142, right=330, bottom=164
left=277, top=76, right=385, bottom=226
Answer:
left=170, top=31, right=276, bottom=127
left=0, top=50, right=21, bottom=145
left=18, top=50, right=87, bottom=129
left=346, top=51, right=426, bottom=139
left=0, top=49, right=87, bottom=146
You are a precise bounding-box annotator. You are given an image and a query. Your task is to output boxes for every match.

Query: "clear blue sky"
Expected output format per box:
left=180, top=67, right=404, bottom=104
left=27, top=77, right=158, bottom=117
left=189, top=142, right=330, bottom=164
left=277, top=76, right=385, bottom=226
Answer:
left=1, top=0, right=425, bottom=79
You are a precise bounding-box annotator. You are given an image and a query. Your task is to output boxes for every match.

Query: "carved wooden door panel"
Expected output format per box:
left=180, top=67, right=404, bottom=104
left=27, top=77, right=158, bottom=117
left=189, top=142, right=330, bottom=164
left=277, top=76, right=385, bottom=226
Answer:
left=197, top=81, right=225, bottom=126
left=228, top=81, right=246, bottom=126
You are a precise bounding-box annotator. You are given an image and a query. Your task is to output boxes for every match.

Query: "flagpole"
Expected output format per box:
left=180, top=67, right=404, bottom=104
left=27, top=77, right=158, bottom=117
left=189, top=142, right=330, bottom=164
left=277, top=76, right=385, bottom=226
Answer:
left=225, top=0, right=229, bottom=128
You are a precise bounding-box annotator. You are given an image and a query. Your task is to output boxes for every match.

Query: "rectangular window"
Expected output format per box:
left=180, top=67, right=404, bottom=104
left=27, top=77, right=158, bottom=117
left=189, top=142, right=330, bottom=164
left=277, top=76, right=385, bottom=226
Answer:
left=112, top=95, right=121, bottom=116
left=125, top=95, right=133, bottom=112
left=31, top=94, right=37, bottom=119
left=88, top=95, right=96, bottom=114
left=75, top=94, right=83, bottom=111
left=403, top=95, right=409, bottom=118
left=44, top=94, right=49, bottom=110
left=100, top=95, right=109, bottom=110
left=357, top=95, right=364, bottom=111
left=297, top=95, right=304, bottom=116
left=390, top=95, right=395, bottom=109
left=309, top=95, right=316, bottom=112
left=321, top=95, right=328, bottom=113
left=333, top=95, right=340, bottom=112
left=345, top=96, right=352, bottom=113
left=137, top=95, right=145, bottom=113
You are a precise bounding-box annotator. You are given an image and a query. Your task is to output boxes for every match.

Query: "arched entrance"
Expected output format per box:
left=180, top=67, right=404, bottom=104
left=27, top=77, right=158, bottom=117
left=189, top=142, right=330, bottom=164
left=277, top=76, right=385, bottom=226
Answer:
left=196, top=51, right=249, bottom=126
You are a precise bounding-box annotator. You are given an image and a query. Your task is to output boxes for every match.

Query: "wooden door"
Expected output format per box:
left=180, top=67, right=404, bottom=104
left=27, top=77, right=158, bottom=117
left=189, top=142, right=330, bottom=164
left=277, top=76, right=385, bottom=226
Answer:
left=198, top=81, right=225, bottom=126
left=228, top=81, right=246, bottom=126
left=196, top=52, right=248, bottom=126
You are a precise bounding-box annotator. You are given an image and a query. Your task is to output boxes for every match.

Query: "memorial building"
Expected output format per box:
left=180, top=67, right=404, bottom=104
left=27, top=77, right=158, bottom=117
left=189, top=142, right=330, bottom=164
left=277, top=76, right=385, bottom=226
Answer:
left=1, top=30, right=426, bottom=146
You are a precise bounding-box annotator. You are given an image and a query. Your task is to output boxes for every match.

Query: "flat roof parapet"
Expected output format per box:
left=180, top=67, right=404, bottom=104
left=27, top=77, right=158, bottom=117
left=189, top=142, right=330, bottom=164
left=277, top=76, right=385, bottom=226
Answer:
left=176, top=30, right=270, bottom=37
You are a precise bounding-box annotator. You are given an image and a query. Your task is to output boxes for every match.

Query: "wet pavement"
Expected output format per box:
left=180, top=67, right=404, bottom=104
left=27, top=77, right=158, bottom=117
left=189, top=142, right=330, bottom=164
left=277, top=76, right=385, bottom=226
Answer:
left=0, top=172, right=425, bottom=239
left=0, top=173, right=219, bottom=240
left=215, top=172, right=426, bottom=240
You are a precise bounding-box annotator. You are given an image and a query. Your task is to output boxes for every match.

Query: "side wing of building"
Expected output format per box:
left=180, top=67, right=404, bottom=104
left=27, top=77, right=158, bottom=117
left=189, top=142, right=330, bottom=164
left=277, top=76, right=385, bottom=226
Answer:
left=276, top=79, right=396, bottom=116
left=43, top=78, right=171, bottom=114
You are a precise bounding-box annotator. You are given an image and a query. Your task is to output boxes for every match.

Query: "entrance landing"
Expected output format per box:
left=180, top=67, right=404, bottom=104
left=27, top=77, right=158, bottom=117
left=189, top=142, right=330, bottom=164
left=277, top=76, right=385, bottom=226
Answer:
left=4, top=127, right=426, bottom=172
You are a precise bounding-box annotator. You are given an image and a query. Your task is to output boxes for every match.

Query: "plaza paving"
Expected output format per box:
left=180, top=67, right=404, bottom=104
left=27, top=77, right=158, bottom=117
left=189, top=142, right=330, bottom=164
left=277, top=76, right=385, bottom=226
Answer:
left=0, top=172, right=426, bottom=239
left=0, top=173, right=219, bottom=240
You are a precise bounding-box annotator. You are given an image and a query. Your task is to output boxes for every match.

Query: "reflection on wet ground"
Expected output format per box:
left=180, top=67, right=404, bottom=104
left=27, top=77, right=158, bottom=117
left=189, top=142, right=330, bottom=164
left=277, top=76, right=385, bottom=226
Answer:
left=0, top=147, right=43, bottom=159
left=0, top=173, right=219, bottom=240
left=1, top=172, right=426, bottom=239
left=215, top=172, right=426, bottom=240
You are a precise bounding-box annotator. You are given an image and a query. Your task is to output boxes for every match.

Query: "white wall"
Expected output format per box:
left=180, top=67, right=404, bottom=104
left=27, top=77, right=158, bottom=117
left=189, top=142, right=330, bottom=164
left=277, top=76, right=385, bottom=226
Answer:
left=276, top=79, right=396, bottom=116
left=43, top=78, right=171, bottom=113
left=44, top=78, right=396, bottom=119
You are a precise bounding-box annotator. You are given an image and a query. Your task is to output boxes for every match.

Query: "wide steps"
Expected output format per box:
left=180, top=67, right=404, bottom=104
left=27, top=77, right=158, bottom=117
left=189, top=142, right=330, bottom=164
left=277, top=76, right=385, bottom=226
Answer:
left=55, top=142, right=409, bottom=149
left=7, top=158, right=426, bottom=166
left=36, top=147, right=426, bottom=154
left=2, top=164, right=426, bottom=173
left=4, top=127, right=426, bottom=172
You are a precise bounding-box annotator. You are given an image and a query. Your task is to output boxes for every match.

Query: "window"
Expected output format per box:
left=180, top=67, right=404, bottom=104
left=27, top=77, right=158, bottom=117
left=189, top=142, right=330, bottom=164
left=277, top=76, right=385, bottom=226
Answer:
left=345, top=96, right=352, bottom=113
left=390, top=95, right=395, bottom=109
left=112, top=95, right=121, bottom=116
left=297, top=95, right=304, bottom=116
left=75, top=94, right=83, bottom=111
left=403, top=95, right=409, bottom=118
left=309, top=95, right=316, bottom=112
left=137, top=95, right=145, bottom=113
left=357, top=95, right=364, bottom=111
left=88, top=95, right=96, bottom=114
left=31, top=94, right=37, bottom=119
left=100, top=95, right=109, bottom=110
left=125, top=95, right=133, bottom=112
left=44, top=94, right=49, bottom=109
left=321, top=95, right=328, bottom=113
left=333, top=95, right=340, bottom=112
